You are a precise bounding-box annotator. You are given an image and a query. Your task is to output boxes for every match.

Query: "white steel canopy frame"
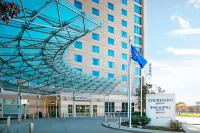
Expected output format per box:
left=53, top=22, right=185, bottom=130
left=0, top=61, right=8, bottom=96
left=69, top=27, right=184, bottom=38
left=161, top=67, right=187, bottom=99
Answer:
left=0, top=0, right=120, bottom=95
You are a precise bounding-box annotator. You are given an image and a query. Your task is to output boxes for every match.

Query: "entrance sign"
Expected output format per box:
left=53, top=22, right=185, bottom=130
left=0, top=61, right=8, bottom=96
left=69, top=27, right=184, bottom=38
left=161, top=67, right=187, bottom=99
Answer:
left=146, top=93, right=175, bottom=127
left=75, top=96, right=88, bottom=101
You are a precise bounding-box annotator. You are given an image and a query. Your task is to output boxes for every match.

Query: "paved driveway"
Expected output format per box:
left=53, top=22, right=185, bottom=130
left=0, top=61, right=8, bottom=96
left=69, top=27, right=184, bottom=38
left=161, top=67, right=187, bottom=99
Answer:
left=177, top=116, right=200, bottom=133
left=6, top=117, right=141, bottom=133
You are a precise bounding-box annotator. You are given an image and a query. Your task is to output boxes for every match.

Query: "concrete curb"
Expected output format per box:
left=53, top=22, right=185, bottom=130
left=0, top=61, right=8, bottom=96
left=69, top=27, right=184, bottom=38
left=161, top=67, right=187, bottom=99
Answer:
left=102, top=121, right=185, bottom=133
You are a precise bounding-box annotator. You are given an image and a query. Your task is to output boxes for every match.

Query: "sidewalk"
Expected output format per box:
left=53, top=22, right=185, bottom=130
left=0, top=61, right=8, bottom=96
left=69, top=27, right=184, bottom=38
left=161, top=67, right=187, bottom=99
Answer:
left=102, top=121, right=185, bottom=133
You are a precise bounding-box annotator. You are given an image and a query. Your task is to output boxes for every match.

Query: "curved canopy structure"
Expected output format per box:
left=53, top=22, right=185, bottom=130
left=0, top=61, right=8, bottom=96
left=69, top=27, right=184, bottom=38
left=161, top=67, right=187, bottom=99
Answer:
left=0, top=0, right=120, bottom=95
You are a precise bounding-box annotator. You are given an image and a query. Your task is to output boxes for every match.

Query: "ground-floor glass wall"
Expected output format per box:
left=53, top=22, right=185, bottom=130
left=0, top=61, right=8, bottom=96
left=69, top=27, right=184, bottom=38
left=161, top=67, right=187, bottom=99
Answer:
left=68, top=104, right=97, bottom=116
left=2, top=99, right=29, bottom=118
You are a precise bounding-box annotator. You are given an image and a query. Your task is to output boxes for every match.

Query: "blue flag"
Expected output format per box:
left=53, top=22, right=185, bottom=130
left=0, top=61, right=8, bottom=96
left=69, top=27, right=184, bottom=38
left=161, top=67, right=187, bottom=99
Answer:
left=131, top=45, right=147, bottom=68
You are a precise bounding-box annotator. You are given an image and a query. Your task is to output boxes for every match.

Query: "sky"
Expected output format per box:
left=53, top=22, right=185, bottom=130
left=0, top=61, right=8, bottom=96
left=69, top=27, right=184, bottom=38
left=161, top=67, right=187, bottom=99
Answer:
left=147, top=0, right=200, bottom=105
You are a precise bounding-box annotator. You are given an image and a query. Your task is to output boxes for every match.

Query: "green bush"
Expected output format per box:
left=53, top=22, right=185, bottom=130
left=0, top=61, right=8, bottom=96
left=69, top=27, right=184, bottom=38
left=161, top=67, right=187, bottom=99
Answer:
left=131, top=115, right=151, bottom=126
left=132, top=112, right=146, bottom=116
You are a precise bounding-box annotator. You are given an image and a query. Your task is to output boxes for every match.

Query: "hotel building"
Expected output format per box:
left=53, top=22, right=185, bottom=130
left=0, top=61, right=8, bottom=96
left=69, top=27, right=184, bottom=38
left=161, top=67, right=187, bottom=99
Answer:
left=0, top=0, right=146, bottom=118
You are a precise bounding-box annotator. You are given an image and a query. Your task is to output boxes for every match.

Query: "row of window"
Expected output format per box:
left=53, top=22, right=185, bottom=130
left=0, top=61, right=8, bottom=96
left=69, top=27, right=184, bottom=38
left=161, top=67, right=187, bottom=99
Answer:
left=105, top=102, right=135, bottom=112
left=74, top=54, right=128, bottom=64
left=74, top=41, right=142, bottom=53
left=107, top=25, right=142, bottom=35
left=76, top=66, right=141, bottom=77
left=92, top=0, right=141, bottom=6
left=108, top=13, right=141, bottom=25
left=74, top=1, right=142, bottom=15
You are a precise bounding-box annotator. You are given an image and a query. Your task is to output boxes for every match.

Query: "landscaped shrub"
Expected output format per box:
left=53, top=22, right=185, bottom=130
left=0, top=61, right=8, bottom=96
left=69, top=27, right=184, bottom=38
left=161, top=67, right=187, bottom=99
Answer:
left=131, top=112, right=146, bottom=116
left=131, top=115, right=151, bottom=126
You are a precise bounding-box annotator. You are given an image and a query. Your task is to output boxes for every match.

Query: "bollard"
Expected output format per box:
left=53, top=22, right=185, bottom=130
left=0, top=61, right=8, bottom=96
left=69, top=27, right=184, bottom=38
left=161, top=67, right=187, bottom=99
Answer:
left=7, top=116, right=10, bottom=133
left=95, top=113, right=96, bottom=119
left=29, top=123, right=34, bottom=133
left=32, top=114, right=34, bottom=122
left=63, top=113, right=65, bottom=119
left=47, top=113, right=50, bottom=120
left=105, top=115, right=108, bottom=123
left=113, top=113, right=115, bottom=120
left=18, top=114, right=21, bottom=125
left=110, top=114, right=113, bottom=119
left=119, top=117, right=121, bottom=128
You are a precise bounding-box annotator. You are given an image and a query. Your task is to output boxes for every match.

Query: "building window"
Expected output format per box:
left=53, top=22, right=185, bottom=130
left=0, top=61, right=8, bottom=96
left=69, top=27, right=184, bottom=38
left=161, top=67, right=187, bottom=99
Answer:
left=92, top=70, right=99, bottom=76
left=122, top=103, right=134, bottom=112
left=121, top=87, right=127, bottom=93
left=134, top=4, right=141, bottom=14
left=92, top=0, right=99, bottom=4
left=122, top=64, right=127, bottom=71
left=121, top=31, right=127, bottom=38
left=122, top=53, right=127, bottom=60
left=134, top=15, right=142, bottom=25
left=74, top=54, right=82, bottom=62
left=134, top=25, right=142, bottom=35
left=135, top=46, right=142, bottom=53
left=92, top=45, right=100, bottom=53
left=121, top=0, right=127, bottom=5
left=134, top=36, right=142, bottom=45
left=92, top=58, right=100, bottom=66
left=121, top=9, right=127, bottom=16
left=92, top=8, right=99, bottom=16
left=108, top=26, right=114, bottom=34
left=108, top=73, right=114, bottom=78
left=108, top=49, right=114, bottom=57
left=74, top=41, right=82, bottom=49
left=74, top=0, right=82, bottom=9
left=122, top=75, right=127, bottom=82
left=134, top=67, right=141, bottom=75
left=108, top=2, right=114, bottom=10
left=122, top=42, right=127, bottom=49
left=134, top=0, right=142, bottom=4
left=108, top=38, right=114, bottom=45
left=108, top=61, right=114, bottom=68
left=75, top=68, right=82, bottom=72
left=92, top=33, right=100, bottom=41
left=68, top=105, right=72, bottom=113
left=105, top=102, right=115, bottom=112
left=108, top=14, right=114, bottom=22
left=134, top=77, right=141, bottom=86
left=121, top=20, right=127, bottom=27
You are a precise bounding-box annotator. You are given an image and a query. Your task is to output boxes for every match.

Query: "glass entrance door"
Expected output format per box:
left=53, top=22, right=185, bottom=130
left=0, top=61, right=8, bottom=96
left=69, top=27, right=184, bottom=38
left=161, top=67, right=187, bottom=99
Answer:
left=48, top=105, right=57, bottom=117
left=75, top=105, right=97, bottom=117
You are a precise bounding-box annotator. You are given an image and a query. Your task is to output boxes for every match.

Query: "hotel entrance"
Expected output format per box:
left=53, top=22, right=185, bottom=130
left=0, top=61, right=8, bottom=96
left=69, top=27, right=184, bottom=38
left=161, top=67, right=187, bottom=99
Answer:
left=48, top=104, right=58, bottom=117
left=68, top=104, right=97, bottom=117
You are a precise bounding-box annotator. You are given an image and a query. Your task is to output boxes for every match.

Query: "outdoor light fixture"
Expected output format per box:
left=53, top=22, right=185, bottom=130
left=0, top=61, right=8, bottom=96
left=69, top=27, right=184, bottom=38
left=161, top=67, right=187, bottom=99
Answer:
left=51, top=102, right=54, bottom=104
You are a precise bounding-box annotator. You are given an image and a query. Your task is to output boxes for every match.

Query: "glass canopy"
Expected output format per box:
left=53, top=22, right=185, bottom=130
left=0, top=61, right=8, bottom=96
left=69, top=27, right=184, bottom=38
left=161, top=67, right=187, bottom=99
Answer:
left=0, top=0, right=120, bottom=95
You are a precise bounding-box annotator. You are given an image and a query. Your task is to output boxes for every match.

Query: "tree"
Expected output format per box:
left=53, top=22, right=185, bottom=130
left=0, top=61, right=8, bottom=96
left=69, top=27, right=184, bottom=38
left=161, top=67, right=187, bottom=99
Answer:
left=135, top=84, right=152, bottom=112
left=176, top=102, right=188, bottom=114
left=195, top=101, right=200, bottom=113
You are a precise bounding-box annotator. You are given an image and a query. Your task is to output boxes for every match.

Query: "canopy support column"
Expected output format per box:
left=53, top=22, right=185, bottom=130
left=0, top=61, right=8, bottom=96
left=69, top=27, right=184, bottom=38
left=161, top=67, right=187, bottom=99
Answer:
left=108, top=95, right=110, bottom=118
left=37, top=90, right=40, bottom=120
left=90, top=100, right=93, bottom=118
left=56, top=92, right=58, bottom=118
left=73, top=93, right=76, bottom=118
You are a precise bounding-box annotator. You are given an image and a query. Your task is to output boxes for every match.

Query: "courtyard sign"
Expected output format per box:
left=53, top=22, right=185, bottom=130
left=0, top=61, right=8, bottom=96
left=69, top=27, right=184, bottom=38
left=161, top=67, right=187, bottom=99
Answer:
left=146, top=93, right=175, bottom=127
left=75, top=96, right=88, bottom=101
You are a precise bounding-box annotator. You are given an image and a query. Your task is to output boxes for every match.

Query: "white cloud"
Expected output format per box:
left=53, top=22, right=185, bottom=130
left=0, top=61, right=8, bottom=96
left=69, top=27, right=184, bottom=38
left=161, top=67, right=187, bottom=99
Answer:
left=165, top=47, right=200, bottom=55
left=187, top=0, right=200, bottom=9
left=151, top=59, right=200, bottom=105
left=168, top=15, right=200, bottom=35
left=170, top=15, right=191, bottom=29
left=169, top=28, right=200, bottom=35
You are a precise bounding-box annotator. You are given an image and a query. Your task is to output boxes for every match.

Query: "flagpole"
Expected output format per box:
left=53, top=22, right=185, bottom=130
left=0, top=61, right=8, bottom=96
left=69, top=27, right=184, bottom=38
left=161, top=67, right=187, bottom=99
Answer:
left=128, top=36, right=132, bottom=128
left=140, top=70, right=143, bottom=116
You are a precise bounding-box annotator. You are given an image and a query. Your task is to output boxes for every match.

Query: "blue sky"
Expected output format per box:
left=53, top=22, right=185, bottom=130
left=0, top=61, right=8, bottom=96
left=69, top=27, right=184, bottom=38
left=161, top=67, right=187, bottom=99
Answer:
left=147, top=0, right=200, bottom=105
